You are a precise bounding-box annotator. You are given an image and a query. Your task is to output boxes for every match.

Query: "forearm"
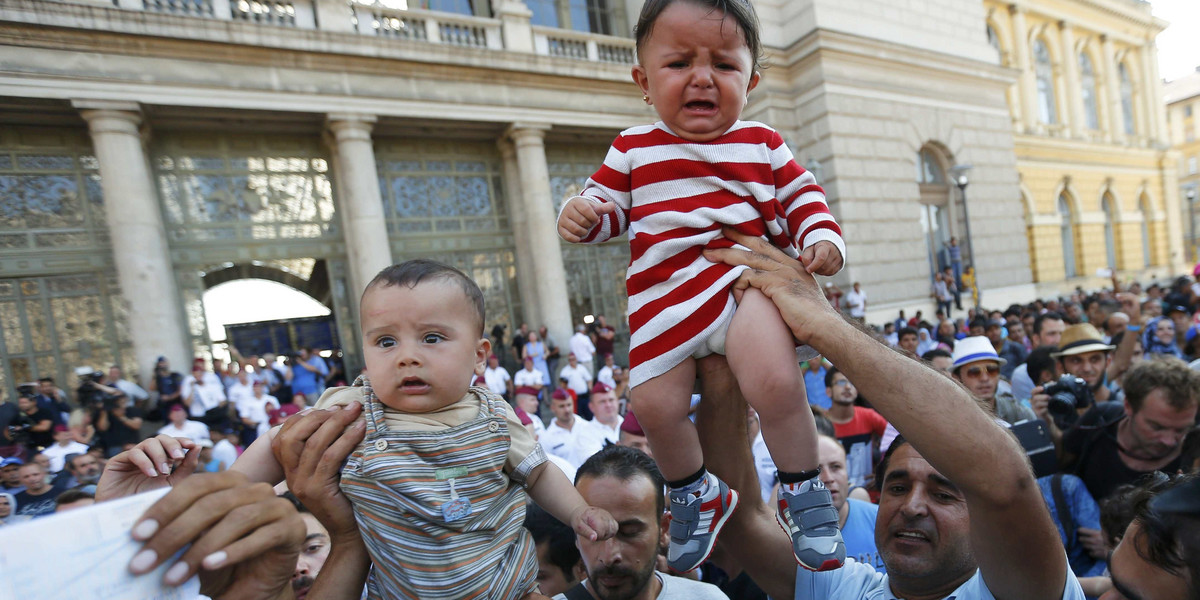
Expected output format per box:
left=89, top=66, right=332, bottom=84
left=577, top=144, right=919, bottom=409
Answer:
left=524, top=461, right=589, bottom=524
left=809, top=319, right=1029, bottom=499
left=1107, top=325, right=1137, bottom=381
left=230, top=433, right=286, bottom=484
left=309, top=533, right=370, bottom=600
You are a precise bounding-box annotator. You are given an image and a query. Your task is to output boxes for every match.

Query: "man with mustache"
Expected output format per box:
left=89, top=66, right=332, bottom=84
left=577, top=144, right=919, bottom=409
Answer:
left=281, top=492, right=335, bottom=600
left=554, top=445, right=726, bottom=600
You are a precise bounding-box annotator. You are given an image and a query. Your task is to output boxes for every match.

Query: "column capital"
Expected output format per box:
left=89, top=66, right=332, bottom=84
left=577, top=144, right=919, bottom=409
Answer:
left=505, top=122, right=552, bottom=143
left=75, top=102, right=144, bottom=136
left=1007, top=3, right=1023, bottom=15
left=496, top=136, right=517, bottom=159
left=327, top=113, right=377, bottom=141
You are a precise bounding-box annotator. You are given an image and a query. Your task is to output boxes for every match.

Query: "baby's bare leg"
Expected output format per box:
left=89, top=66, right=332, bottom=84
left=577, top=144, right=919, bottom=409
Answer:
left=725, top=288, right=818, bottom=475
left=630, top=358, right=701, bottom=482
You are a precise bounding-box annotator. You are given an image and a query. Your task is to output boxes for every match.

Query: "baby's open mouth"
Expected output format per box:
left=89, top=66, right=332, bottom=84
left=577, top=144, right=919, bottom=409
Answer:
left=400, top=377, right=428, bottom=388
left=685, top=101, right=716, bottom=110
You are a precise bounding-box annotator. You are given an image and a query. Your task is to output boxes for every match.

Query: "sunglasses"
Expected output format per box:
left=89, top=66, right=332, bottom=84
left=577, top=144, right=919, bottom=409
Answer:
left=962, top=364, right=1000, bottom=378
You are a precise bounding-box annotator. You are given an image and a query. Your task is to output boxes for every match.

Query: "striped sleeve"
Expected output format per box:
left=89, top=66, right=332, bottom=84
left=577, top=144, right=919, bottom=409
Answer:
left=562, top=135, right=633, bottom=244
left=769, top=131, right=846, bottom=268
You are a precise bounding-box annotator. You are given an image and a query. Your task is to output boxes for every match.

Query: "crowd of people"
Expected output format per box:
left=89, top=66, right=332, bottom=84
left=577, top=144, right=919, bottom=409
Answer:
left=0, top=348, right=347, bottom=522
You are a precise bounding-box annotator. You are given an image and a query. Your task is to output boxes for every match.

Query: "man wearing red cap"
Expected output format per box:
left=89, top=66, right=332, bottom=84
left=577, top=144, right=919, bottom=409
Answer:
left=540, top=388, right=605, bottom=470
left=587, top=383, right=622, bottom=443
left=617, top=410, right=652, bottom=459
left=40, top=425, right=90, bottom=474
left=157, top=403, right=212, bottom=442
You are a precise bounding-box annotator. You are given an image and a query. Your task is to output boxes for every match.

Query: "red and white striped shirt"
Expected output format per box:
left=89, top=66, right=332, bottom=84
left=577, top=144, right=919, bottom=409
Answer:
left=566, top=121, right=845, bottom=387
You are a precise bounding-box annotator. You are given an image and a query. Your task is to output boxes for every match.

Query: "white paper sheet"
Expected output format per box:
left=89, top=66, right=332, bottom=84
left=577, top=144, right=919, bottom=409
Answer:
left=0, top=487, right=200, bottom=600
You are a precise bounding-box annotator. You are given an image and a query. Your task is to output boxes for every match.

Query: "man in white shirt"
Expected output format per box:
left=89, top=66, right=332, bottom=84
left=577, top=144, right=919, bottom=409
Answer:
left=844, top=281, right=867, bottom=322
left=569, top=324, right=596, bottom=367
left=482, top=355, right=512, bottom=399
left=236, top=380, right=280, bottom=444
left=587, top=383, right=622, bottom=444
left=558, top=353, right=593, bottom=410
left=181, top=365, right=228, bottom=422
left=227, top=370, right=256, bottom=410
left=595, top=354, right=617, bottom=389
left=41, top=426, right=90, bottom=473
left=157, top=404, right=211, bottom=441
left=514, top=357, right=545, bottom=392
left=107, top=366, right=149, bottom=409
left=539, top=389, right=604, bottom=470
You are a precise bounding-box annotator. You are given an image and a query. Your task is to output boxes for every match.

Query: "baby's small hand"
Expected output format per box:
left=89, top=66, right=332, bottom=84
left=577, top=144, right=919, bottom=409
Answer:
left=800, top=240, right=843, bottom=276
left=571, top=506, right=618, bottom=541
left=557, top=197, right=615, bottom=243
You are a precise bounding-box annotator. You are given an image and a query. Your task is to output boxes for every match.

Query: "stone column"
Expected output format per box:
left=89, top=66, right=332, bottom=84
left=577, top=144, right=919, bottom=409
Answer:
left=1139, top=45, right=1161, bottom=144
left=1058, top=21, right=1084, bottom=138
left=327, top=114, right=392, bottom=301
left=1161, top=151, right=1187, bottom=272
left=1145, top=43, right=1169, bottom=146
left=1008, top=6, right=1037, bottom=132
left=313, top=0, right=356, bottom=32
left=1101, top=36, right=1124, bottom=144
left=497, top=138, right=541, bottom=329
left=75, top=101, right=191, bottom=377
left=506, top=123, right=573, bottom=348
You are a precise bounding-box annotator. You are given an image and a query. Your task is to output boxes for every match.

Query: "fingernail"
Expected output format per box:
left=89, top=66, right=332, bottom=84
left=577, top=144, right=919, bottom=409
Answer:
left=129, top=548, right=157, bottom=572
left=202, top=551, right=227, bottom=569
left=164, top=561, right=190, bottom=585
left=299, top=407, right=314, bottom=415
left=132, top=519, right=159, bottom=540
left=171, top=448, right=185, bottom=459
left=160, top=462, right=171, bottom=475
left=143, top=466, right=158, bottom=478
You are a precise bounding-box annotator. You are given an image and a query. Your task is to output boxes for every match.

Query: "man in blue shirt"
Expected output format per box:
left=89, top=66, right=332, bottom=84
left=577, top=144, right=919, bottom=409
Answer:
left=699, top=231, right=1084, bottom=600
left=803, top=357, right=831, bottom=410
left=289, top=348, right=329, bottom=400
left=816, top=434, right=883, bottom=572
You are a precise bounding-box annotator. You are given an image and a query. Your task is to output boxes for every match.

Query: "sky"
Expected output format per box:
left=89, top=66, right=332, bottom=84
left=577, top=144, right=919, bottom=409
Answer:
left=1153, top=0, right=1200, bottom=82
left=204, top=279, right=330, bottom=343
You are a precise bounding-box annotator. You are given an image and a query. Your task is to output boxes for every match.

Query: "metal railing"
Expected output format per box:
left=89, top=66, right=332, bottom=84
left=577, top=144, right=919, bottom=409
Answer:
left=88, top=0, right=634, bottom=64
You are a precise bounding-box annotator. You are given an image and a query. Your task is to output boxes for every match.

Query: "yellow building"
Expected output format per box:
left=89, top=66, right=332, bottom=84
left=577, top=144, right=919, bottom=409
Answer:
left=1165, top=67, right=1200, bottom=262
left=983, top=0, right=1185, bottom=293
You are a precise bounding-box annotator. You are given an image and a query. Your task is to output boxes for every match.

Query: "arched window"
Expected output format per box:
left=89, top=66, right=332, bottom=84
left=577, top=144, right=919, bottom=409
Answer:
left=1034, top=40, right=1057, bottom=125
left=1140, top=196, right=1153, bottom=267
left=1101, top=194, right=1116, bottom=269
left=1119, top=63, right=1136, bottom=136
left=917, top=149, right=945, bottom=184
left=1080, top=54, right=1100, bottom=130
left=1059, top=194, right=1076, bottom=278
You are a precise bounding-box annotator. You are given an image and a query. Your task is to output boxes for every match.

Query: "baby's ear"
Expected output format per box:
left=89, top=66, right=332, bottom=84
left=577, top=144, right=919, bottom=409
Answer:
left=476, top=337, right=492, bottom=364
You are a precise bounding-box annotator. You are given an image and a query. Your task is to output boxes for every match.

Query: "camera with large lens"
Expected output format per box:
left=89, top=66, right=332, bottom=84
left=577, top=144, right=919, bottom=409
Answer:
left=1042, top=374, right=1093, bottom=418
left=76, top=368, right=111, bottom=409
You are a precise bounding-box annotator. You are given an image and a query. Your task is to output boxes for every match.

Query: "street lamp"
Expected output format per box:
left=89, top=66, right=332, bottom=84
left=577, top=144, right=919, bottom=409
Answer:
left=949, top=164, right=979, bottom=307
left=1188, top=187, right=1198, bottom=263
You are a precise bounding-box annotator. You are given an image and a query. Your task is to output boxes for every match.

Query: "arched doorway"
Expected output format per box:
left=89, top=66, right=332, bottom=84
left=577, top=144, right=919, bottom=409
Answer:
left=916, top=146, right=955, bottom=284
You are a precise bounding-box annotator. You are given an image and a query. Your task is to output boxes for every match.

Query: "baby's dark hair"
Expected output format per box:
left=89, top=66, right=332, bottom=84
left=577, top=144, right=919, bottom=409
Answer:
left=365, top=260, right=486, bottom=335
left=634, top=0, right=763, bottom=72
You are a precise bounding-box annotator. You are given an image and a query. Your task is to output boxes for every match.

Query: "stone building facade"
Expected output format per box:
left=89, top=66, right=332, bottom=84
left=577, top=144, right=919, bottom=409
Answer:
left=0, top=0, right=1178, bottom=394
left=1165, top=67, right=1200, bottom=262
left=982, top=0, right=1184, bottom=297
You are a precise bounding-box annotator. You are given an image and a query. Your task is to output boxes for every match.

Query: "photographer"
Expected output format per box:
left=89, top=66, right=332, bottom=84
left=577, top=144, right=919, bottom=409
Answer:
left=13, top=394, right=54, bottom=453
left=80, top=371, right=136, bottom=458
left=149, top=356, right=184, bottom=418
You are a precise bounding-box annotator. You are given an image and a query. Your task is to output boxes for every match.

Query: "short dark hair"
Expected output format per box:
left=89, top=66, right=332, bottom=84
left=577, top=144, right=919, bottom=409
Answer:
left=1026, top=345, right=1059, bottom=386
left=921, top=348, right=952, bottom=362
left=634, top=0, right=763, bottom=72
left=1129, top=474, right=1200, bottom=594
left=969, top=317, right=988, bottom=331
left=1033, top=311, right=1064, bottom=336
left=54, top=489, right=94, bottom=507
left=524, top=502, right=581, bottom=583
left=874, top=435, right=910, bottom=492
left=365, top=260, right=486, bottom=335
left=898, top=327, right=918, bottom=341
left=1100, top=472, right=1171, bottom=548
left=576, top=445, right=666, bottom=517
left=1122, top=358, right=1200, bottom=413
left=823, top=366, right=844, bottom=389
left=279, top=491, right=311, bottom=514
